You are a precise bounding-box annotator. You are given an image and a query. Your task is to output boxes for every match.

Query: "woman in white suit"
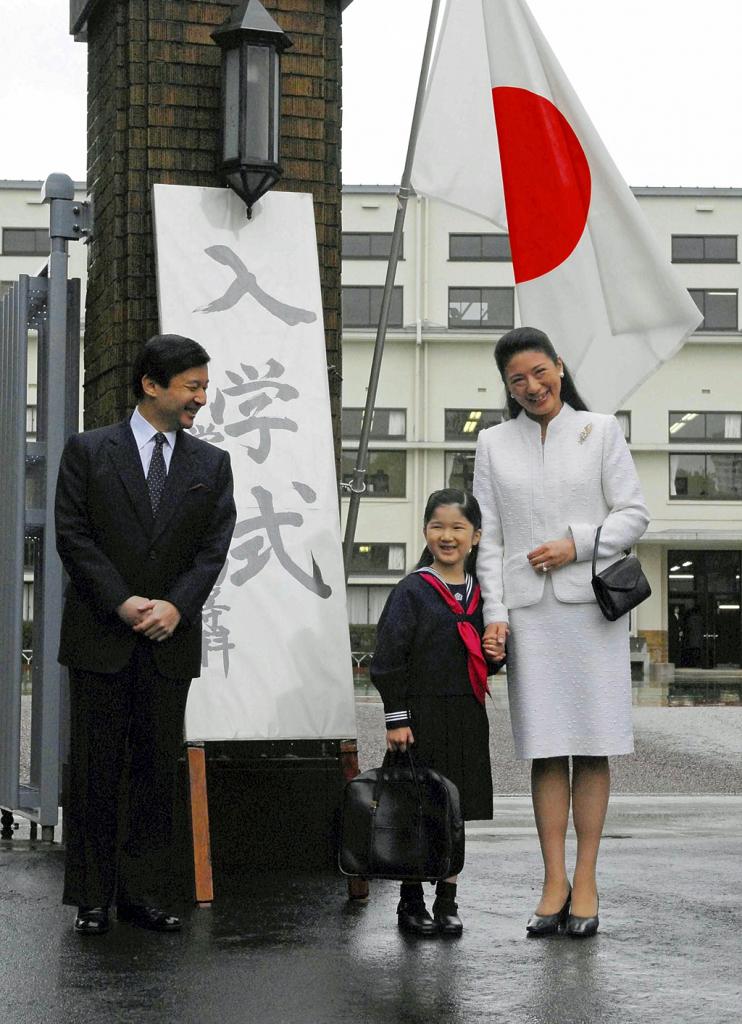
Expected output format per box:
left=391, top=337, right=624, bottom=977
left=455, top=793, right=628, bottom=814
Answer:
left=473, top=327, right=649, bottom=938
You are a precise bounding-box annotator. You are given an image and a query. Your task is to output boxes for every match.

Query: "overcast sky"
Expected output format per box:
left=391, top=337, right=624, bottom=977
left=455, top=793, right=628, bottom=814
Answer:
left=2, top=0, right=741, bottom=188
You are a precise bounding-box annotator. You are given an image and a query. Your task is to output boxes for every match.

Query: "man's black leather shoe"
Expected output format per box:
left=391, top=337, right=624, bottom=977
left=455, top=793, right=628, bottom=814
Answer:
left=117, top=904, right=182, bottom=932
left=397, top=898, right=437, bottom=937
left=74, top=906, right=110, bottom=935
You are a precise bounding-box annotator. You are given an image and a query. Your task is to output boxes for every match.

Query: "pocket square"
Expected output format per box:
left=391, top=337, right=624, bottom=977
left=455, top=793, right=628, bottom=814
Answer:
left=188, top=483, right=209, bottom=492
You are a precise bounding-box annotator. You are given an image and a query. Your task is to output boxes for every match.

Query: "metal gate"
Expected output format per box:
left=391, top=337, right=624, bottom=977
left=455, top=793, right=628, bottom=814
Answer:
left=0, top=174, right=88, bottom=840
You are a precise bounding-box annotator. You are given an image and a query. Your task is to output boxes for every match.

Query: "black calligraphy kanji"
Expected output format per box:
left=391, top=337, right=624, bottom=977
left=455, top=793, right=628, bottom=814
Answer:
left=194, top=245, right=317, bottom=325
left=229, top=483, right=332, bottom=599
left=211, top=359, right=299, bottom=465
left=201, top=564, right=235, bottom=675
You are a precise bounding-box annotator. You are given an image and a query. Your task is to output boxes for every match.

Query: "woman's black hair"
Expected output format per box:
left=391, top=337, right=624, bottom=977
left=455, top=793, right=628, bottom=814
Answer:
left=494, top=326, right=589, bottom=418
left=415, top=488, right=482, bottom=575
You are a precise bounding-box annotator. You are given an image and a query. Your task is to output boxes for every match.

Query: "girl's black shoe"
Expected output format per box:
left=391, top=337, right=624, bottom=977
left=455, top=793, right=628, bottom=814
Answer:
left=397, top=897, right=437, bottom=936
left=397, top=882, right=437, bottom=936
left=433, top=880, right=463, bottom=935
left=432, top=897, right=463, bottom=935
left=526, top=889, right=571, bottom=937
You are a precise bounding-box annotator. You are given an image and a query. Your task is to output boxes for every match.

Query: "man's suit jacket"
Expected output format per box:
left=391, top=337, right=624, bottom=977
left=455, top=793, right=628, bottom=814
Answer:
left=55, top=418, right=236, bottom=679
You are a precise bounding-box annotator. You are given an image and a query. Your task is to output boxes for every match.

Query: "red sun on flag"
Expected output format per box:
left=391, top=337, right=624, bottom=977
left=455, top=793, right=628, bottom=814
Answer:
left=491, top=86, right=592, bottom=284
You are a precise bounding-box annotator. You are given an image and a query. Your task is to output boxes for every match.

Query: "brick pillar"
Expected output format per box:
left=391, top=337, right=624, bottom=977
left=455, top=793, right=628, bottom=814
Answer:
left=80, top=0, right=343, bottom=467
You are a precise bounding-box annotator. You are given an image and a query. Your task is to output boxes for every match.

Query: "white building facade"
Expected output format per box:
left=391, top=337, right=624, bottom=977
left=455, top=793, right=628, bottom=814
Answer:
left=340, top=185, right=742, bottom=673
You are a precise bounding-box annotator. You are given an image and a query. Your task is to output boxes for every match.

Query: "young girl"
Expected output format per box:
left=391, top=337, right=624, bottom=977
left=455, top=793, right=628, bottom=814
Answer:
left=370, top=488, right=497, bottom=937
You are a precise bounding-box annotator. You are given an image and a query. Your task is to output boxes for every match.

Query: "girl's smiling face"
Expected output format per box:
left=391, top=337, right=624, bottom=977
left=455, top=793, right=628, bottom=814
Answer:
left=423, top=503, right=481, bottom=576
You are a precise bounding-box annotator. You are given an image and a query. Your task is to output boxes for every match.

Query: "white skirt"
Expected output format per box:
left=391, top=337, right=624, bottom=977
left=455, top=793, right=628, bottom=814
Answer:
left=507, top=577, right=634, bottom=759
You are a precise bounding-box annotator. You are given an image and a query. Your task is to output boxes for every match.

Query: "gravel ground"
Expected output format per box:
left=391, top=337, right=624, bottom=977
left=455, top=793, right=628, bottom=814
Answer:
left=355, top=680, right=742, bottom=796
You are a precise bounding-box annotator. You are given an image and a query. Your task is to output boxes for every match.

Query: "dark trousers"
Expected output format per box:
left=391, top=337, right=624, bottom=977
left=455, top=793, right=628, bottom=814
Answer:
left=63, top=642, right=191, bottom=908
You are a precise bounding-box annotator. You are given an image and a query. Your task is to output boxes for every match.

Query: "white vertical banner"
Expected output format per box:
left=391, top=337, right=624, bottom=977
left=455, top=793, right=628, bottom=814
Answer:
left=152, top=184, right=356, bottom=742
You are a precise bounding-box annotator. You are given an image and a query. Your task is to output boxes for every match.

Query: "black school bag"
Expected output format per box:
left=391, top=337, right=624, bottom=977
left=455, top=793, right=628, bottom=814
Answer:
left=338, top=749, right=465, bottom=881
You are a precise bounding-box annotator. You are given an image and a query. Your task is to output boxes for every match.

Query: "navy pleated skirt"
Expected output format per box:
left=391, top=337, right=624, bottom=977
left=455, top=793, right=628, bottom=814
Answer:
left=407, top=694, right=493, bottom=821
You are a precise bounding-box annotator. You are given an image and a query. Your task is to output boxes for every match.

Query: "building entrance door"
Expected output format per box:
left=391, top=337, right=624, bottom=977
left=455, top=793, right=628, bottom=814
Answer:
left=668, top=550, right=742, bottom=669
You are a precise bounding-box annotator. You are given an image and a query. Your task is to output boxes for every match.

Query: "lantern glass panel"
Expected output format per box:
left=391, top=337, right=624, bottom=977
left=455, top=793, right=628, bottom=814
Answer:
left=245, top=44, right=271, bottom=162
left=223, top=47, right=240, bottom=162
left=272, top=56, right=280, bottom=157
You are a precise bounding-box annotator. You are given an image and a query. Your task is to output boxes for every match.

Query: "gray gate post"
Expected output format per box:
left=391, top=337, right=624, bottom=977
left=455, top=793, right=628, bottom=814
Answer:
left=33, top=175, right=91, bottom=839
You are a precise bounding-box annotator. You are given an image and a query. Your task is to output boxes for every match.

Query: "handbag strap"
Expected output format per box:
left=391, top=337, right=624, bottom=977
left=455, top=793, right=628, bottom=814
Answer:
left=592, top=526, right=602, bottom=578
left=373, top=748, right=421, bottom=806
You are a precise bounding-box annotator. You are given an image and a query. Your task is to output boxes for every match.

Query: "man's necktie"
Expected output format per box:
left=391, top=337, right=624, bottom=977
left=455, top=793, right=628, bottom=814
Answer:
left=147, top=433, right=167, bottom=514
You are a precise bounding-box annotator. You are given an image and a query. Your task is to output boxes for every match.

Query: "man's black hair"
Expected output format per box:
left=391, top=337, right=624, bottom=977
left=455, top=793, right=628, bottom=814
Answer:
left=132, top=334, right=210, bottom=400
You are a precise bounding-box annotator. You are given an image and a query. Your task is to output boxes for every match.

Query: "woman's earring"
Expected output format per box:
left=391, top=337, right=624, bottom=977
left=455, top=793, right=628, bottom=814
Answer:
left=559, top=372, right=564, bottom=378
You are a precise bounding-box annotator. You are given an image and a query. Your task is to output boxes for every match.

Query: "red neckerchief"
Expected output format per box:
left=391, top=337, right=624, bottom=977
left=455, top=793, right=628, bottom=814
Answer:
left=417, top=570, right=490, bottom=706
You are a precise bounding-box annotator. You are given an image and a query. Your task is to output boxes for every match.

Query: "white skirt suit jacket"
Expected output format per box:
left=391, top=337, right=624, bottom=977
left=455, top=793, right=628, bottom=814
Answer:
left=473, top=403, right=649, bottom=625
left=473, top=403, right=650, bottom=758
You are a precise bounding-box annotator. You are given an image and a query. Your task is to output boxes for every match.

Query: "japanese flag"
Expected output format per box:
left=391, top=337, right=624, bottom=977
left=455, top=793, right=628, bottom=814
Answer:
left=411, top=0, right=702, bottom=412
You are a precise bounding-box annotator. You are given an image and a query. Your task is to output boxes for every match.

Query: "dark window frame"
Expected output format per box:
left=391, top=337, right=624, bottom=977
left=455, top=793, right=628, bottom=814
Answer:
left=2, top=227, right=50, bottom=257
left=349, top=542, right=407, bottom=576
left=444, top=408, right=505, bottom=440
left=342, top=285, right=404, bottom=329
left=669, top=410, right=742, bottom=443
left=342, top=232, right=403, bottom=260
left=445, top=450, right=476, bottom=492
left=341, top=448, right=407, bottom=498
left=342, top=407, right=407, bottom=440
left=669, top=452, right=742, bottom=501
left=615, top=410, right=631, bottom=442
left=688, top=288, right=738, bottom=332
left=449, top=233, right=511, bottom=262
left=672, top=235, right=738, bottom=264
left=448, top=286, right=514, bottom=330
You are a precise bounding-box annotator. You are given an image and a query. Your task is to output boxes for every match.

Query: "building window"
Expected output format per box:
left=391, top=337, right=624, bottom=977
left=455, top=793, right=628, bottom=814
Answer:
left=672, top=235, right=737, bottom=263
left=350, top=543, right=406, bottom=575
left=342, top=286, right=403, bottom=328
left=23, top=581, right=34, bottom=622
left=342, top=450, right=406, bottom=497
left=343, top=408, right=406, bottom=440
left=24, top=535, right=40, bottom=572
left=669, top=411, right=742, bottom=442
left=615, top=411, right=631, bottom=441
left=445, top=408, right=504, bottom=440
left=26, top=404, right=37, bottom=441
left=347, top=584, right=396, bottom=625
left=670, top=453, right=742, bottom=500
left=449, top=233, right=511, bottom=261
left=342, top=232, right=401, bottom=260
left=445, top=451, right=476, bottom=492
left=448, top=287, right=514, bottom=329
left=688, top=289, right=738, bottom=331
left=2, top=228, right=50, bottom=257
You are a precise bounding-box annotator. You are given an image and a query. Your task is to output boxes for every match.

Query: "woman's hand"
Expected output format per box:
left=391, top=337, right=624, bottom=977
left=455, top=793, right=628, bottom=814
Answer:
left=386, top=727, right=414, bottom=752
left=527, top=538, right=576, bottom=574
left=483, top=621, right=508, bottom=661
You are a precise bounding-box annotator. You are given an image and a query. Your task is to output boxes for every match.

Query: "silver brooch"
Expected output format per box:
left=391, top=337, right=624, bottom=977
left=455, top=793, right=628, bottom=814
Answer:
left=578, top=423, right=593, bottom=444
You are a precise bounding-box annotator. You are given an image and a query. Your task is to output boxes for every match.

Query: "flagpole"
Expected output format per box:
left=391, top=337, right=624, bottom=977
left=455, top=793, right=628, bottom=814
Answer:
left=342, top=0, right=442, bottom=580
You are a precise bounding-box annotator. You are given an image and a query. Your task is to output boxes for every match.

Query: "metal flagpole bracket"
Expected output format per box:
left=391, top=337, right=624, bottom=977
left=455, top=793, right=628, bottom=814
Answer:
left=42, top=173, right=93, bottom=243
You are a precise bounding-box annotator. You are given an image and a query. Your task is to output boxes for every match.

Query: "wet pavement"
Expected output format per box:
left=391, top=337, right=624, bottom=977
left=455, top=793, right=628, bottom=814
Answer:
left=2, top=687, right=742, bottom=1024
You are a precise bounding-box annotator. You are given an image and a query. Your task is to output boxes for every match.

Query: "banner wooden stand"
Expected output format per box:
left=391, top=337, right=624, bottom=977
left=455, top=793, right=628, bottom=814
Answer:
left=187, top=744, right=214, bottom=906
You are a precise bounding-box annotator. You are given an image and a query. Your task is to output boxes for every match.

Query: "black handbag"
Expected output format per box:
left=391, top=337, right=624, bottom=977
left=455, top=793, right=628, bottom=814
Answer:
left=338, top=749, right=465, bottom=882
left=591, top=525, right=651, bottom=621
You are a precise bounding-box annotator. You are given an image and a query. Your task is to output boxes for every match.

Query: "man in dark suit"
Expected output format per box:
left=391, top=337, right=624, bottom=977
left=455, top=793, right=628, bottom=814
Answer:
left=55, top=334, right=236, bottom=935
